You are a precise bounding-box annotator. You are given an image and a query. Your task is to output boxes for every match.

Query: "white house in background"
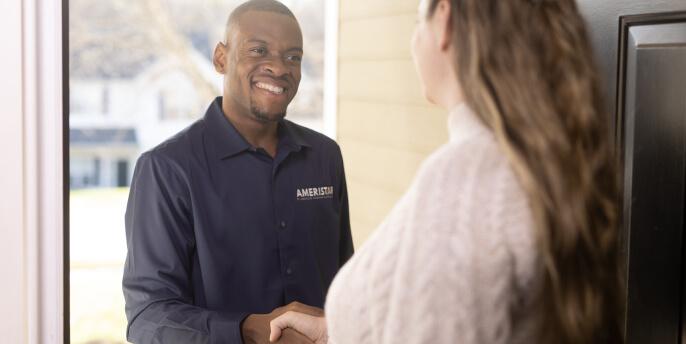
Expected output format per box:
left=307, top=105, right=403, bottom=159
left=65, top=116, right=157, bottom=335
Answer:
left=70, top=50, right=222, bottom=189
left=70, top=48, right=324, bottom=189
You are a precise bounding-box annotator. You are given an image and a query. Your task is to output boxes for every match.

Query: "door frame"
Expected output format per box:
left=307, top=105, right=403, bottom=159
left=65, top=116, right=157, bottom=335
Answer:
left=5, top=0, right=70, bottom=342
left=615, top=11, right=686, bottom=152
left=614, top=10, right=686, bottom=343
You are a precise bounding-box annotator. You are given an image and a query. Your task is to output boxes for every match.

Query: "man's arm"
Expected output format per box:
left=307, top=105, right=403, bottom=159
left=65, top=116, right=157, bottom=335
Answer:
left=123, top=151, right=247, bottom=344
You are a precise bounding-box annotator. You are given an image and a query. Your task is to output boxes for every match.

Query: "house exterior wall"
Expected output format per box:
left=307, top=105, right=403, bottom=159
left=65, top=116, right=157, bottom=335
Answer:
left=337, top=0, right=449, bottom=247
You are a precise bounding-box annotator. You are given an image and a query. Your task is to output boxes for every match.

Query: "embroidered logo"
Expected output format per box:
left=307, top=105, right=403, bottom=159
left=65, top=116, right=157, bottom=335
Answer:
left=297, top=186, right=334, bottom=201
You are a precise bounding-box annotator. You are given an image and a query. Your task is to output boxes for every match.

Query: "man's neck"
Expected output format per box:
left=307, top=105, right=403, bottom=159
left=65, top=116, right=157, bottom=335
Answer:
left=222, top=102, right=279, bottom=157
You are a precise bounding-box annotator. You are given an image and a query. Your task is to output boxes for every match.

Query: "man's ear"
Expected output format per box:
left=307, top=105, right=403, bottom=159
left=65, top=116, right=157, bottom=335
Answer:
left=213, top=42, right=228, bottom=74
left=433, top=0, right=453, bottom=52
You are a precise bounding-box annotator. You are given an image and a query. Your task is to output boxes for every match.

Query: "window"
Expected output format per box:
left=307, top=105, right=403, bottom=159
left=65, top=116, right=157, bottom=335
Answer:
left=102, top=85, right=110, bottom=115
left=70, top=157, right=100, bottom=189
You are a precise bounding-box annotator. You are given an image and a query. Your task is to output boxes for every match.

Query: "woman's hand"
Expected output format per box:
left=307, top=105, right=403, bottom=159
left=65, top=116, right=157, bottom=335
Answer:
left=269, top=311, right=328, bottom=344
left=243, top=302, right=323, bottom=344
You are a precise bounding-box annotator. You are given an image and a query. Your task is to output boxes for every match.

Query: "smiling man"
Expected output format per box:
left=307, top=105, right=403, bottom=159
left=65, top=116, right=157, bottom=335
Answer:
left=122, top=1, right=353, bottom=343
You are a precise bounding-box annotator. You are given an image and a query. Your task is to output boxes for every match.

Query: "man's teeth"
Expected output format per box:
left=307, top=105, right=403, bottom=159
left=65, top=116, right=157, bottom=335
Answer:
left=255, top=82, right=284, bottom=94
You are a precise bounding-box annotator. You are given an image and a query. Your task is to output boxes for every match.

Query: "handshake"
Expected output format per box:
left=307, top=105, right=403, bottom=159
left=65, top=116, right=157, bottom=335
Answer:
left=242, top=302, right=328, bottom=344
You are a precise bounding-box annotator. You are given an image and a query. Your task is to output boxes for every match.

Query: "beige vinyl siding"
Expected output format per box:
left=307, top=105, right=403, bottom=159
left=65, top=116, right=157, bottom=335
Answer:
left=337, top=1, right=449, bottom=247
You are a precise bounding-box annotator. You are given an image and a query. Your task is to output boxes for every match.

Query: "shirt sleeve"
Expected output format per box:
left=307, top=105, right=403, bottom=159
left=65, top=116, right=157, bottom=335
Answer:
left=335, top=145, right=354, bottom=265
left=123, top=151, right=248, bottom=344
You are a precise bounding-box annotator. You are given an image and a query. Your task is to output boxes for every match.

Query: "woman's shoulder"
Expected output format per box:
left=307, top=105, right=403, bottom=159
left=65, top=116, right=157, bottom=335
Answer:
left=407, top=132, right=535, bottom=251
left=413, top=132, right=512, bottom=196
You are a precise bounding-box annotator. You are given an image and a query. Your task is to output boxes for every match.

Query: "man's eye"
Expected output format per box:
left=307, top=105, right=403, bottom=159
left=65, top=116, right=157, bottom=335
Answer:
left=250, top=47, right=266, bottom=55
left=287, top=55, right=302, bottom=62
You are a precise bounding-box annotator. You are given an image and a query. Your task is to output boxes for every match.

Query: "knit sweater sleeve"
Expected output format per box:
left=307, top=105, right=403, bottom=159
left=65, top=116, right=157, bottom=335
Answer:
left=375, top=139, right=536, bottom=344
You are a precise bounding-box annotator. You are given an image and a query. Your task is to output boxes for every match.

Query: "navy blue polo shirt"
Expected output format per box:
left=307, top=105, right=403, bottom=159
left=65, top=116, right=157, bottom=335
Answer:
left=123, top=97, right=353, bottom=344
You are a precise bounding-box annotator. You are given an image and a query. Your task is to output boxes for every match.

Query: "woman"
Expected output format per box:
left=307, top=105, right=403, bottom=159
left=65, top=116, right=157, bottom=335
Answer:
left=271, top=0, right=623, bottom=343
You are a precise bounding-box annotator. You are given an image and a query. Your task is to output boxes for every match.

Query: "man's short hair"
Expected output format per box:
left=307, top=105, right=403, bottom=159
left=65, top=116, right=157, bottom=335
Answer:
left=227, top=0, right=296, bottom=29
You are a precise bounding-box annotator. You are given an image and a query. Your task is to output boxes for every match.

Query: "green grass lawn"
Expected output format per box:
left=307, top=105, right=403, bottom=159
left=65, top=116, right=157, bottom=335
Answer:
left=70, top=267, right=129, bottom=344
left=70, top=188, right=130, bottom=344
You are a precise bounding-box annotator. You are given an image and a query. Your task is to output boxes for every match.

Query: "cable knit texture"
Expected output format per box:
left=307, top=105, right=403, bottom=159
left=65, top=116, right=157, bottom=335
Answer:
left=325, top=104, right=540, bottom=344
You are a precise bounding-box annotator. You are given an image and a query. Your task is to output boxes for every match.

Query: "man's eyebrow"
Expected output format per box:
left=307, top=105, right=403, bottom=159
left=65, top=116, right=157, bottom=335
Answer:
left=244, top=38, right=303, bottom=53
left=246, top=38, right=268, bottom=45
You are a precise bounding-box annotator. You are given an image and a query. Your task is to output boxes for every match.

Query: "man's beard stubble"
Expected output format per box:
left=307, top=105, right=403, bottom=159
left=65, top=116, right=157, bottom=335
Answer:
left=250, top=98, right=287, bottom=124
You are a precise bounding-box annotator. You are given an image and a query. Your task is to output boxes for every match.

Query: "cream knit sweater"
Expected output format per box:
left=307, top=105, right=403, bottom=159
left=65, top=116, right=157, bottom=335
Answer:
left=325, top=104, right=541, bottom=344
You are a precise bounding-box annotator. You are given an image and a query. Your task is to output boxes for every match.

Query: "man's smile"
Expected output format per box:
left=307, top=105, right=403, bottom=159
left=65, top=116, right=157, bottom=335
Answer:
left=254, top=81, right=285, bottom=95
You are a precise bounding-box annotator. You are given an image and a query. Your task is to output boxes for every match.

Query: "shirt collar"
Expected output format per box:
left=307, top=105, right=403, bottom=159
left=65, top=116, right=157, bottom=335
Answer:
left=204, top=97, right=311, bottom=160
left=447, top=102, right=490, bottom=142
left=279, top=119, right=312, bottom=150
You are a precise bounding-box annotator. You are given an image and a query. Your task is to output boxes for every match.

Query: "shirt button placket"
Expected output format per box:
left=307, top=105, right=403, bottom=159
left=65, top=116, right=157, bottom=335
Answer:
left=279, top=220, right=290, bottom=277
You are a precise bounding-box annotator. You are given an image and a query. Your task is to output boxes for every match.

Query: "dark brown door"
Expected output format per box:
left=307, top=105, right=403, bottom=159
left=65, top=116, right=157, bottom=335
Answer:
left=577, top=1, right=686, bottom=343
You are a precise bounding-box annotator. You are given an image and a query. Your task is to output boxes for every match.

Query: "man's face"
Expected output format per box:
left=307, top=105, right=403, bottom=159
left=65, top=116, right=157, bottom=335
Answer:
left=216, top=11, right=303, bottom=123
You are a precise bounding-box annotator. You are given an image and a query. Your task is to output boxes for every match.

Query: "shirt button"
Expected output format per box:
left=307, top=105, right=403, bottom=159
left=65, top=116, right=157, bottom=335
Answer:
left=280, top=220, right=287, bottom=229
left=286, top=267, right=293, bottom=275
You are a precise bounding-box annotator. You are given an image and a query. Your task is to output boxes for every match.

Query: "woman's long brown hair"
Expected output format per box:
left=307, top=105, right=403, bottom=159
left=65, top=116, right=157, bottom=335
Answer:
left=426, top=0, right=624, bottom=342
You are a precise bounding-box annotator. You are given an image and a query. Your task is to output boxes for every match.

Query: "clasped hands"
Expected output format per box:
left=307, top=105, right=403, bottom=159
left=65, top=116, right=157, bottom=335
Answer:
left=241, top=301, right=328, bottom=344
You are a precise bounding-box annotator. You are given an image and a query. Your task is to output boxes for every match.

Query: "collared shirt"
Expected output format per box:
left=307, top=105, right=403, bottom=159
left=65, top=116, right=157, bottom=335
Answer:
left=123, top=97, right=353, bottom=344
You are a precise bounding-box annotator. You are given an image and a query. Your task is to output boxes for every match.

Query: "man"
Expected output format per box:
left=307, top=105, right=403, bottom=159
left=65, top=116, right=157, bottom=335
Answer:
left=122, top=1, right=353, bottom=343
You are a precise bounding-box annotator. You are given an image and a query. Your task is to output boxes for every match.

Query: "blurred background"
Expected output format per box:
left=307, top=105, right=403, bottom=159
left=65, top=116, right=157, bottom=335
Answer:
left=68, top=0, right=444, bottom=343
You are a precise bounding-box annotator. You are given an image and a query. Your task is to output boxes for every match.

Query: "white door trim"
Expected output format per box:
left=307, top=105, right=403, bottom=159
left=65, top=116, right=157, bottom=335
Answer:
left=0, top=0, right=28, bottom=341
left=22, top=0, right=65, bottom=342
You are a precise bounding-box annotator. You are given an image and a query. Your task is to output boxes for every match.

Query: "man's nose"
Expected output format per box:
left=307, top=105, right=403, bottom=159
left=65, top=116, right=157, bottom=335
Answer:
left=261, top=56, right=288, bottom=76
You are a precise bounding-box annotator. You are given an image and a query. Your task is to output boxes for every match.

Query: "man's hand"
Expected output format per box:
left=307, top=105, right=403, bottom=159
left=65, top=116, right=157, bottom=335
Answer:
left=242, top=302, right=323, bottom=344
left=278, top=301, right=324, bottom=317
